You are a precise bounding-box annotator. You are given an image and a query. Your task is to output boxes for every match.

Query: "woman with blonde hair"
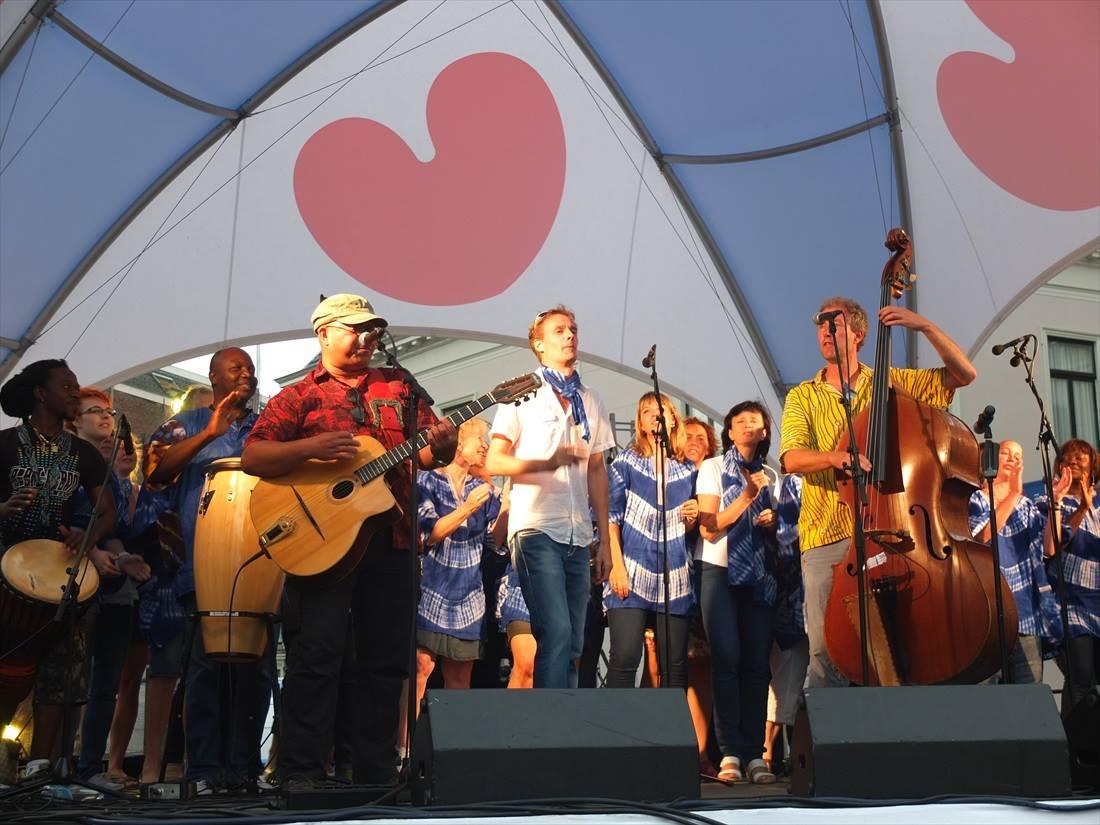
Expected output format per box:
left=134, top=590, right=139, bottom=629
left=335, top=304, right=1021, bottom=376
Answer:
left=412, top=418, right=504, bottom=708
left=605, top=393, right=699, bottom=689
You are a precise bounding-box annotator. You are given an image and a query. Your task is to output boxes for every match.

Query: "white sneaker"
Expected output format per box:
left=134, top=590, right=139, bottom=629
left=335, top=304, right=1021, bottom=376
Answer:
left=21, top=759, right=50, bottom=782
left=193, top=778, right=217, bottom=796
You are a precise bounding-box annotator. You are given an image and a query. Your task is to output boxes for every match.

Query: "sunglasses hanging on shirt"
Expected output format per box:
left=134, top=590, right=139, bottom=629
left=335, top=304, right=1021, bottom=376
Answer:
left=346, top=388, right=367, bottom=425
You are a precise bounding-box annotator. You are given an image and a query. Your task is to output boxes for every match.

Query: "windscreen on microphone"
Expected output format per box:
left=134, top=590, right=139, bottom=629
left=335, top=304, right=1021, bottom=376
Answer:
left=991, top=334, right=1031, bottom=356
left=357, top=327, right=385, bottom=349
left=642, top=344, right=656, bottom=370
left=812, top=309, right=844, bottom=325
left=971, top=405, right=995, bottom=435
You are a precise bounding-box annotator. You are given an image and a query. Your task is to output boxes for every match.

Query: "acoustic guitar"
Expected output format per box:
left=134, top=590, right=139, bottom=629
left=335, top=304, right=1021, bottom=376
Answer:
left=249, top=373, right=541, bottom=580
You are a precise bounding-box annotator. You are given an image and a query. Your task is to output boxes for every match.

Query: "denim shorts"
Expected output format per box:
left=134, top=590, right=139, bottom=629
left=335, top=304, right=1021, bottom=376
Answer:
left=147, top=625, right=186, bottom=678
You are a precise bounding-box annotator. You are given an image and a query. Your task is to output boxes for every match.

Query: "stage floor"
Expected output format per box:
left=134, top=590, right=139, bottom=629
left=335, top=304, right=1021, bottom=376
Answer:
left=1, top=775, right=1097, bottom=825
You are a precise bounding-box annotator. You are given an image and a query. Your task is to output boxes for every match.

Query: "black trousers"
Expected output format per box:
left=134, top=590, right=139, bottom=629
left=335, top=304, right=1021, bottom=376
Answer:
left=605, top=607, right=690, bottom=689
left=1061, top=634, right=1100, bottom=717
left=279, top=530, right=414, bottom=784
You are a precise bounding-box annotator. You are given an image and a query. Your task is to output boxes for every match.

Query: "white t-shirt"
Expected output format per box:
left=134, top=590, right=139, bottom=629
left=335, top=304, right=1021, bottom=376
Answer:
left=694, top=456, right=728, bottom=567
left=694, top=456, right=782, bottom=567
left=490, top=375, right=614, bottom=546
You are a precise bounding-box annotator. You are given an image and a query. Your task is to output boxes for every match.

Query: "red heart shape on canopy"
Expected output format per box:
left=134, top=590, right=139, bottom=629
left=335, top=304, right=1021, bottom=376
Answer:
left=294, top=52, right=567, bottom=305
left=937, top=0, right=1099, bottom=211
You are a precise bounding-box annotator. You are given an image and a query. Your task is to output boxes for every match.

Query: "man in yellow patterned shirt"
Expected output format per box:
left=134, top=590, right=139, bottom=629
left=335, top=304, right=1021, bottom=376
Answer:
left=780, top=296, right=976, bottom=687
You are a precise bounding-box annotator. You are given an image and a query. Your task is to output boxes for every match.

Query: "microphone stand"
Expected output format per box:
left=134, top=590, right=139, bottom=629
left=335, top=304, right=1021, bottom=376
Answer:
left=377, top=332, right=431, bottom=782
left=0, top=425, right=128, bottom=802
left=826, top=317, right=871, bottom=686
left=976, top=413, right=1012, bottom=683
left=1010, top=338, right=1073, bottom=706
left=646, top=350, right=673, bottom=688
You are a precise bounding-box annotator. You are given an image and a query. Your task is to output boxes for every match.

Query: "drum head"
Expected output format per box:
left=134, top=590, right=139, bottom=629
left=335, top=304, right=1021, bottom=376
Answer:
left=206, top=457, right=243, bottom=473
left=1, top=539, right=100, bottom=604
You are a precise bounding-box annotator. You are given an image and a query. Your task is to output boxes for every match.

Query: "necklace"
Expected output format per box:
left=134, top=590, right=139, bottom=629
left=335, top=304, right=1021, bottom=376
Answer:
left=30, top=424, right=61, bottom=454
left=18, top=423, right=70, bottom=528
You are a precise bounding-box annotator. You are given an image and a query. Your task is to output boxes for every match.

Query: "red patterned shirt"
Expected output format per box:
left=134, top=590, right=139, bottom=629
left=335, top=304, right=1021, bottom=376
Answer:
left=246, top=364, right=439, bottom=549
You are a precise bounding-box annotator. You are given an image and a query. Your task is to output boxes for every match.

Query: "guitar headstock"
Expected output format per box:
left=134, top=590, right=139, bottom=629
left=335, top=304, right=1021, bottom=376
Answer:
left=491, top=373, right=542, bottom=407
left=882, top=227, right=916, bottom=300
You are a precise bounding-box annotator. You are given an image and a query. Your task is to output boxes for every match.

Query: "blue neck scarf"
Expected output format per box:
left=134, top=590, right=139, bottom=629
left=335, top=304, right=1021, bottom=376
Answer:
left=540, top=367, right=590, bottom=442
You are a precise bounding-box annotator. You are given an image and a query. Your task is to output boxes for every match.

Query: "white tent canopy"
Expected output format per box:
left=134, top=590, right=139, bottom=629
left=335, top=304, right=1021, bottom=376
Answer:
left=1, top=0, right=1097, bottom=420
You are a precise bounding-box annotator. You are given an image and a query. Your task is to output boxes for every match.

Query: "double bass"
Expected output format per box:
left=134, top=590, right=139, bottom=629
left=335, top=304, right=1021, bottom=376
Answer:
left=823, top=228, right=1017, bottom=686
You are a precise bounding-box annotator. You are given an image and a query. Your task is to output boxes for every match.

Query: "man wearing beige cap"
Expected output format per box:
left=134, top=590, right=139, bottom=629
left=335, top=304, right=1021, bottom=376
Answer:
left=243, top=293, right=456, bottom=788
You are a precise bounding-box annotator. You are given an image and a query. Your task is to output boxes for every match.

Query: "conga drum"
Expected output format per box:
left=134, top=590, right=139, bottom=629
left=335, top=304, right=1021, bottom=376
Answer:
left=194, top=458, right=284, bottom=662
left=0, top=539, right=100, bottom=705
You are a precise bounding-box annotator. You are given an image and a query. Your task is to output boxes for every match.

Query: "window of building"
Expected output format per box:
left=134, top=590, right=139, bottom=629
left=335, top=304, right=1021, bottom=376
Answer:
left=441, top=396, right=475, bottom=418
left=1049, top=336, right=1099, bottom=447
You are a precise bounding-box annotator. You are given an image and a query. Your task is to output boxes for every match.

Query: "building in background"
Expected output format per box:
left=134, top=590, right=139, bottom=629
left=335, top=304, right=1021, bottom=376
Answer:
left=953, top=252, right=1100, bottom=494
left=107, top=365, right=210, bottom=445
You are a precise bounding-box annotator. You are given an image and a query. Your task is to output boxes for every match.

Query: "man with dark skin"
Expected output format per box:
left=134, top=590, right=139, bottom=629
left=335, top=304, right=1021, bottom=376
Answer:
left=0, top=360, right=118, bottom=769
left=144, top=347, right=267, bottom=793
left=146, top=348, right=256, bottom=487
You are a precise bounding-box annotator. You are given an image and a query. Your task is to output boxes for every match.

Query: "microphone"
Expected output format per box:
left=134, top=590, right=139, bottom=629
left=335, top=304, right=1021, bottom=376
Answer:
left=971, top=405, right=995, bottom=435
left=357, top=327, right=384, bottom=349
left=747, top=441, right=768, bottom=473
left=991, top=334, right=1031, bottom=356
left=642, top=344, right=656, bottom=369
left=118, top=414, right=134, bottom=455
left=812, top=309, right=844, bottom=325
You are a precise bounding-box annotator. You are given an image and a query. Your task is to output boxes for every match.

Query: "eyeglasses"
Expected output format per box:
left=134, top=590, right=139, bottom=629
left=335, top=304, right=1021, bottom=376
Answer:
left=82, top=406, right=117, bottom=418
left=346, top=389, right=366, bottom=425
left=326, top=321, right=383, bottom=336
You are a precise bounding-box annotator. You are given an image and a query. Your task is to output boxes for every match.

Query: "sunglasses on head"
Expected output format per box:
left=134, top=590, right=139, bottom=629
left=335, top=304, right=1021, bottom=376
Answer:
left=82, top=406, right=117, bottom=418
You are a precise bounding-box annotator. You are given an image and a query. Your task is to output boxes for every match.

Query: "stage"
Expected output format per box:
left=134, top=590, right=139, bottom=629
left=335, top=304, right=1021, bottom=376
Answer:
left=2, top=775, right=1098, bottom=825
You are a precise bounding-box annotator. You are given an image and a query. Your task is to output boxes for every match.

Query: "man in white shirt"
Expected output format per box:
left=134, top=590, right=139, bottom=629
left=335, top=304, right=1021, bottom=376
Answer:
left=487, top=306, right=614, bottom=688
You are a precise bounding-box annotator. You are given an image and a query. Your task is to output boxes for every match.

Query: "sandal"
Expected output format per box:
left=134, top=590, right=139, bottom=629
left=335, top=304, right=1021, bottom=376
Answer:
left=717, top=756, right=742, bottom=783
left=104, top=769, right=139, bottom=790
left=746, top=757, right=776, bottom=784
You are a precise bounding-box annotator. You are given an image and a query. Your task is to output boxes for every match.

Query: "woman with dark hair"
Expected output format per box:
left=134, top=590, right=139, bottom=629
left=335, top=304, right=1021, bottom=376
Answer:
left=1042, top=438, right=1099, bottom=715
left=0, top=360, right=119, bottom=776
left=695, top=400, right=779, bottom=784
left=605, top=393, right=698, bottom=689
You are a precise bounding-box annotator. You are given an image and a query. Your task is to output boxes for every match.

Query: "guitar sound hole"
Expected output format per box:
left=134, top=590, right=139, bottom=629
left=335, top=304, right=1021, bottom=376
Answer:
left=332, top=480, right=355, bottom=500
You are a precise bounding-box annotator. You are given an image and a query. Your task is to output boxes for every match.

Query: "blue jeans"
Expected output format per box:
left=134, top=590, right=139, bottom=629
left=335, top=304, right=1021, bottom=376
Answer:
left=513, top=530, right=591, bottom=688
left=697, top=563, right=775, bottom=764
left=77, top=603, right=133, bottom=777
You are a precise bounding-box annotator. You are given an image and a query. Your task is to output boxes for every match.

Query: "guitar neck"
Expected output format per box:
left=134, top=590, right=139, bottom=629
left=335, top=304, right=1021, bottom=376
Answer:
left=354, top=393, right=501, bottom=483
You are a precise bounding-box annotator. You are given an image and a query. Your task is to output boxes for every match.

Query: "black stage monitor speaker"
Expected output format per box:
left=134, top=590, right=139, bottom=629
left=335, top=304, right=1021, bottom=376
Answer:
left=410, top=688, right=698, bottom=805
left=1065, top=692, right=1100, bottom=792
left=791, top=684, right=1070, bottom=798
